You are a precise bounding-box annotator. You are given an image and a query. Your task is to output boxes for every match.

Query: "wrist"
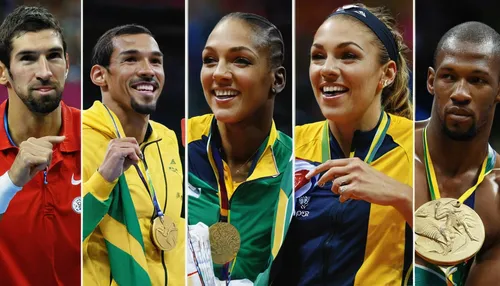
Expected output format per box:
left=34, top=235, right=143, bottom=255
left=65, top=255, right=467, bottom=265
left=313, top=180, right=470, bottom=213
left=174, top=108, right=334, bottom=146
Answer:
left=0, top=171, right=23, bottom=214
left=97, top=166, right=114, bottom=183
left=7, top=169, right=23, bottom=188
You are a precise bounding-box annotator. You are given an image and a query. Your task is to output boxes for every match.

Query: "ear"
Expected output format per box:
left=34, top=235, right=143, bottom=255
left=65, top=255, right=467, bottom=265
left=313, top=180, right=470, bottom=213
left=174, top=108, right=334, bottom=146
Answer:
left=90, top=65, right=108, bottom=88
left=381, top=60, right=397, bottom=86
left=427, top=66, right=436, bottom=96
left=272, top=66, right=286, bottom=94
left=0, top=61, right=10, bottom=87
left=495, top=80, right=500, bottom=103
left=65, top=53, right=70, bottom=80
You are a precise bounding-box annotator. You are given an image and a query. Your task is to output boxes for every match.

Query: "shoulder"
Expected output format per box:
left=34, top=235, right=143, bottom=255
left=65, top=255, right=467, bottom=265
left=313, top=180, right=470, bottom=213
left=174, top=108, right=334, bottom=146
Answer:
left=294, top=121, right=324, bottom=163
left=276, top=130, right=292, bottom=149
left=188, top=114, right=213, bottom=144
left=386, top=113, right=413, bottom=156
left=295, top=121, right=324, bottom=149
left=387, top=113, right=412, bottom=140
left=150, top=120, right=179, bottom=147
left=415, top=118, right=430, bottom=131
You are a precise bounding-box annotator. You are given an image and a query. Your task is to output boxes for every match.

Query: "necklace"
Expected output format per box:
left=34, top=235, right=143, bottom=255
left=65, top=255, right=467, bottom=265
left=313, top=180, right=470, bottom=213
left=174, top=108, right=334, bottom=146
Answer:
left=233, top=146, right=261, bottom=176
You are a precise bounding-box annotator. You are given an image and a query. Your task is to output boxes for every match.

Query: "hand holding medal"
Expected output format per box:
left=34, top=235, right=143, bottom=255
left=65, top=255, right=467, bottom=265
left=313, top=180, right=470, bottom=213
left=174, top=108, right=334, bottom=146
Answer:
left=104, top=104, right=178, bottom=252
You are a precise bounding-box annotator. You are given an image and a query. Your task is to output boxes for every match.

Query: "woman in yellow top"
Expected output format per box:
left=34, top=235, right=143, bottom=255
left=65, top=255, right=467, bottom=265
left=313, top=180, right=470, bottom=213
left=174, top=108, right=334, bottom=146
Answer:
left=275, top=4, right=413, bottom=285
left=187, top=12, right=293, bottom=285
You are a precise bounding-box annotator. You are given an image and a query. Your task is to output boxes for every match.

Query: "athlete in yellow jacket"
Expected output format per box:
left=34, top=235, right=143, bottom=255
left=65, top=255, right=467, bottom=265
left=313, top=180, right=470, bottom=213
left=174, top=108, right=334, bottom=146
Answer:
left=82, top=24, right=185, bottom=286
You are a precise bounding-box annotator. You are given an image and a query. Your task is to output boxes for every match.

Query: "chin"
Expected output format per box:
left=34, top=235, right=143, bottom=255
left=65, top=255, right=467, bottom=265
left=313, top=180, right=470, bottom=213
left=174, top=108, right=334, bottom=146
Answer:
left=212, top=109, right=242, bottom=124
left=131, top=100, right=157, bottom=115
left=320, top=106, right=349, bottom=122
left=442, top=125, right=477, bottom=141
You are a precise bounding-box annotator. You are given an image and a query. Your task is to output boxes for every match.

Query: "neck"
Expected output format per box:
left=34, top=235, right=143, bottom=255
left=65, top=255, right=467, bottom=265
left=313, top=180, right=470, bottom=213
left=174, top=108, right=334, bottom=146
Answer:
left=217, top=111, right=273, bottom=167
left=7, top=93, right=62, bottom=145
left=426, top=116, right=491, bottom=176
left=328, top=98, right=381, bottom=157
left=102, top=97, right=149, bottom=143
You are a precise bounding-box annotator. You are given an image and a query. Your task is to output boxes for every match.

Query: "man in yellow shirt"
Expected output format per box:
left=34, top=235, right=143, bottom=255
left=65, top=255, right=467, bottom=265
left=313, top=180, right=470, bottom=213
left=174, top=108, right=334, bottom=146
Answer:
left=82, top=24, right=184, bottom=286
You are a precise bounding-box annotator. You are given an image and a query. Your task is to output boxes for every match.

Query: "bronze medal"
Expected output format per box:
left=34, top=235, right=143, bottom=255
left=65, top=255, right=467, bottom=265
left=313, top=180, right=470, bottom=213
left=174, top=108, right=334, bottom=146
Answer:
left=209, top=222, right=241, bottom=264
left=151, top=215, right=178, bottom=252
left=415, top=198, right=485, bottom=266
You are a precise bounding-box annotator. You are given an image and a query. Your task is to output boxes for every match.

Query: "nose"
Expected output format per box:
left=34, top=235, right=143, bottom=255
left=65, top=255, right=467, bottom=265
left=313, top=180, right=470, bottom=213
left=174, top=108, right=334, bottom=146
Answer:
left=320, top=57, right=340, bottom=80
left=137, top=60, right=155, bottom=78
left=212, top=62, right=232, bottom=83
left=450, top=79, right=472, bottom=106
left=35, top=57, right=53, bottom=81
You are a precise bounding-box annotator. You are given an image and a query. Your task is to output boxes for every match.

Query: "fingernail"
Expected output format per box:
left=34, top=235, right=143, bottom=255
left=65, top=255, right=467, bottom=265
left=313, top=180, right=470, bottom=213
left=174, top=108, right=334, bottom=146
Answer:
left=305, top=172, right=312, bottom=179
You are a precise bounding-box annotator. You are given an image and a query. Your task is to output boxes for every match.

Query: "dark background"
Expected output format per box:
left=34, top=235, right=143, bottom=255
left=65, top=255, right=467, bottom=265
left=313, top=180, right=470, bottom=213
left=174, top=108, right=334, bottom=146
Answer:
left=0, top=0, right=81, bottom=108
left=83, top=0, right=185, bottom=151
left=416, top=0, right=500, bottom=149
left=296, top=0, right=413, bottom=125
left=188, top=0, right=292, bottom=136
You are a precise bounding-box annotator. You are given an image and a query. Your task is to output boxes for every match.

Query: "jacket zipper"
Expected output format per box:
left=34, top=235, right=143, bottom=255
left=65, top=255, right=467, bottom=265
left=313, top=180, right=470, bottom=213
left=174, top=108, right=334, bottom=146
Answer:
left=141, top=140, right=169, bottom=285
left=322, top=202, right=341, bottom=285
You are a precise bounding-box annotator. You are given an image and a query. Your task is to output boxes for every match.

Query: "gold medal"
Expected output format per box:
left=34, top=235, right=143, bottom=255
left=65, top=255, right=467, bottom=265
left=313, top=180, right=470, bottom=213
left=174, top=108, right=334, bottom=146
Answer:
left=209, top=222, right=241, bottom=264
left=151, top=215, right=178, bottom=252
left=415, top=198, right=485, bottom=266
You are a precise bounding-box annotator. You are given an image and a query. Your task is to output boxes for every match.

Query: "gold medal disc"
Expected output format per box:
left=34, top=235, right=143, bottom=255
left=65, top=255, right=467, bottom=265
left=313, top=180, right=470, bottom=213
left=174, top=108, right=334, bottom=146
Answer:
left=151, top=215, right=178, bottom=252
left=209, top=222, right=241, bottom=264
left=415, top=198, right=485, bottom=265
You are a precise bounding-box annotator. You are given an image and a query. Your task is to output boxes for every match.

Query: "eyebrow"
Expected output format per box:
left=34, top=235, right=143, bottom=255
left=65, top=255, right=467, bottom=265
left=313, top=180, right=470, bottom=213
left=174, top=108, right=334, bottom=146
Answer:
left=119, top=49, right=164, bottom=57
left=203, top=45, right=258, bottom=57
left=312, top=41, right=364, bottom=51
left=15, top=47, right=64, bottom=57
left=440, top=67, right=491, bottom=76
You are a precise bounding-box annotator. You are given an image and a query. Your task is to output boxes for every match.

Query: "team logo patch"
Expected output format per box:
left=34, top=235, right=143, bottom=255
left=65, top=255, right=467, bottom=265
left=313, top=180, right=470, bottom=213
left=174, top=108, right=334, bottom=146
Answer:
left=295, top=159, right=319, bottom=198
left=72, top=196, right=82, bottom=214
left=298, top=196, right=310, bottom=210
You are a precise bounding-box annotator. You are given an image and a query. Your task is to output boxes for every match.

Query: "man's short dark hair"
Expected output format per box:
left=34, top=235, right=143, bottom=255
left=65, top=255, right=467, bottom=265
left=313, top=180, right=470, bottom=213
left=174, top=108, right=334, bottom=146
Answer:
left=91, top=24, right=153, bottom=68
left=434, top=21, right=500, bottom=67
left=0, top=6, right=67, bottom=69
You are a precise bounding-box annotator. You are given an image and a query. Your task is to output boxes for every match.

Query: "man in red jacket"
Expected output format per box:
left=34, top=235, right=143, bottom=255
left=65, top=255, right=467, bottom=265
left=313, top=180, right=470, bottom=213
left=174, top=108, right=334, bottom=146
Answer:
left=0, top=6, right=80, bottom=285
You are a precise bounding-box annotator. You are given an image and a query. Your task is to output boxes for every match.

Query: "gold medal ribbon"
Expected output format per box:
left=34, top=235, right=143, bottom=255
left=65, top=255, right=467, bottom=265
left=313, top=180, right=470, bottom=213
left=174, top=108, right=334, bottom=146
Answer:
left=423, top=127, right=496, bottom=203
left=422, top=126, right=496, bottom=285
left=321, top=111, right=390, bottom=163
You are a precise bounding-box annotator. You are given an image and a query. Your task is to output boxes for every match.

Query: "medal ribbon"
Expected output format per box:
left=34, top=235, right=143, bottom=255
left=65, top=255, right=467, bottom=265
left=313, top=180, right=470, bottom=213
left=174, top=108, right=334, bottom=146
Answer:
left=423, top=127, right=496, bottom=203
left=103, top=105, right=165, bottom=220
left=209, top=125, right=268, bottom=222
left=321, top=111, right=390, bottom=164
left=207, top=121, right=269, bottom=282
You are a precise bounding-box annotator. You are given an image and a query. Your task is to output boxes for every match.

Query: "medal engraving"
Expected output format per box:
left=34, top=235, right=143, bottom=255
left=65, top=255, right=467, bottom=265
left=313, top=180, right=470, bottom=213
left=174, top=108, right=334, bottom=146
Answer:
left=209, top=222, right=241, bottom=264
left=415, top=198, right=485, bottom=265
left=151, top=215, right=178, bottom=252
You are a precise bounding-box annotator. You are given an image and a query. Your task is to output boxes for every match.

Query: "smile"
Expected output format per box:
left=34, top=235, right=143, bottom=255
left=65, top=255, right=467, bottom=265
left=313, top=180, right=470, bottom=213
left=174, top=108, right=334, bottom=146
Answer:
left=213, top=89, right=239, bottom=99
left=321, top=85, right=349, bottom=98
left=131, top=81, right=158, bottom=93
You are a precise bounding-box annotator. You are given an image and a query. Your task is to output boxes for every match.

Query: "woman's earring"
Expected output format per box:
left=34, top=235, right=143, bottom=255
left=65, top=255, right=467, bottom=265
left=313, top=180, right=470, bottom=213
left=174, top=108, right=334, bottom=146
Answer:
left=272, top=87, right=276, bottom=93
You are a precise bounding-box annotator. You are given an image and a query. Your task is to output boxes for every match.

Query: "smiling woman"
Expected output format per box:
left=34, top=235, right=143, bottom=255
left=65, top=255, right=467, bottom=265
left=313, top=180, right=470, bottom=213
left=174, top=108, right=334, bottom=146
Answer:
left=187, top=12, right=293, bottom=285
left=274, top=3, right=414, bottom=285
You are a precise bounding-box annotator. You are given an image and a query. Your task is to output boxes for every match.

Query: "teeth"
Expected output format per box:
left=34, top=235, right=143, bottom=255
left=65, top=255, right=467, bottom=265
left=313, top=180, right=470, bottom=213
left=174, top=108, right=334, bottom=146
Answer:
left=214, top=90, right=238, bottom=96
left=136, top=84, right=154, bottom=91
left=323, top=86, right=347, bottom=93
